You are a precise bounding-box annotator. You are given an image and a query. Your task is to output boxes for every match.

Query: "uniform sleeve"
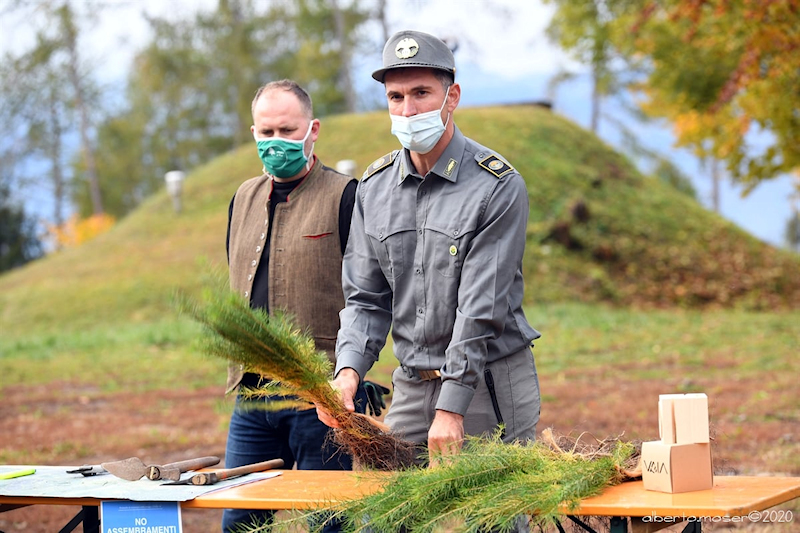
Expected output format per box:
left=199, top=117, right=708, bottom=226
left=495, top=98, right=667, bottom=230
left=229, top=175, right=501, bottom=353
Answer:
left=335, top=179, right=393, bottom=380
left=436, top=173, right=530, bottom=415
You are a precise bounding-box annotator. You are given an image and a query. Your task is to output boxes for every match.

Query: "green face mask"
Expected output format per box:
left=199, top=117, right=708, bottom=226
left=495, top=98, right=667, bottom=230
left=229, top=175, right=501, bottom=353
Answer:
left=255, top=121, right=314, bottom=178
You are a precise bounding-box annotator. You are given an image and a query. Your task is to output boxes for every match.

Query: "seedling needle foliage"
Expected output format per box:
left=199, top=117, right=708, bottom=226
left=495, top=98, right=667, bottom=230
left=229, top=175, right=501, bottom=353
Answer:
left=179, top=286, right=416, bottom=470
left=303, top=431, right=638, bottom=533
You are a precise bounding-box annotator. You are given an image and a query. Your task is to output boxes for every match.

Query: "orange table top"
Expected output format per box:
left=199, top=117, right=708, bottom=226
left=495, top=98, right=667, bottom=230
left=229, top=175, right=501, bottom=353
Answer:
left=2, top=471, right=799, bottom=518
left=186, top=471, right=800, bottom=518
left=572, top=476, right=800, bottom=517
left=184, top=470, right=386, bottom=510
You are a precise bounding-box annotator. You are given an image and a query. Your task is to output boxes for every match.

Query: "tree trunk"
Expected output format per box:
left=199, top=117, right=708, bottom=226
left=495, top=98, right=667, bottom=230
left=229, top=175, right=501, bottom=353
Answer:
left=711, top=159, right=720, bottom=213
left=331, top=0, right=356, bottom=113
left=48, top=96, right=66, bottom=228
left=590, top=67, right=600, bottom=133
left=61, top=4, right=104, bottom=215
left=376, top=0, right=390, bottom=45
left=226, top=0, right=246, bottom=147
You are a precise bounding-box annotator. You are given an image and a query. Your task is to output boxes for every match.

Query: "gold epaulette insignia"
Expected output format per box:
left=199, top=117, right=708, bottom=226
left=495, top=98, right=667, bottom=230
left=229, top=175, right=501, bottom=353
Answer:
left=477, top=153, right=514, bottom=178
left=364, top=151, right=398, bottom=179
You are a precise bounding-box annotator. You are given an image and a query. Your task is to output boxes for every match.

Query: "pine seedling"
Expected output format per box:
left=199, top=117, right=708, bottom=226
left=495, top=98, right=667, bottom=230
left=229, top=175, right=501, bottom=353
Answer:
left=318, top=431, right=639, bottom=533
left=178, top=285, right=416, bottom=470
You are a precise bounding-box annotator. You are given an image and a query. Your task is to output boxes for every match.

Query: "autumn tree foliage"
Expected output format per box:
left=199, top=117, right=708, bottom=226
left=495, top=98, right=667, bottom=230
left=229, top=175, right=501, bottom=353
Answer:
left=46, top=213, right=115, bottom=250
left=613, top=0, right=800, bottom=191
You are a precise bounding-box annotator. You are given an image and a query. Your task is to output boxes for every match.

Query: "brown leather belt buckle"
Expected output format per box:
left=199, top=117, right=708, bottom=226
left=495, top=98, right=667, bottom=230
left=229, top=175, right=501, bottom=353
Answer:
left=416, top=369, right=441, bottom=381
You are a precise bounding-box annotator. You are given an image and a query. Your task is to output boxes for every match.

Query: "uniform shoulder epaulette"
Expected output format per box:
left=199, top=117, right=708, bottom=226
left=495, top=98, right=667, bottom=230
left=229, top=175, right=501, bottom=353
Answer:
left=363, top=151, right=398, bottom=180
left=476, top=152, right=514, bottom=179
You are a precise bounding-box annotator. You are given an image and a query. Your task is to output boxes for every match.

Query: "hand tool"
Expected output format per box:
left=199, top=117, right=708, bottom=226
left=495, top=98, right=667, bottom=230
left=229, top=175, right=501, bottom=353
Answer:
left=66, top=465, right=108, bottom=476
left=146, top=456, right=221, bottom=481
left=101, top=456, right=221, bottom=481
left=161, top=458, right=284, bottom=486
left=0, top=468, right=36, bottom=480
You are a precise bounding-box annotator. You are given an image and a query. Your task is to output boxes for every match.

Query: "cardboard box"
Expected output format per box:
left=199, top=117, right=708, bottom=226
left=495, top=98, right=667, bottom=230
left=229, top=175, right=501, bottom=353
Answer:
left=658, top=393, right=709, bottom=444
left=641, top=440, right=713, bottom=493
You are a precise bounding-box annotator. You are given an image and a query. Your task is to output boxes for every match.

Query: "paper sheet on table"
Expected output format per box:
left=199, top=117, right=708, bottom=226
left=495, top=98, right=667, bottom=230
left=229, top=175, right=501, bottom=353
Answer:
left=0, top=465, right=282, bottom=502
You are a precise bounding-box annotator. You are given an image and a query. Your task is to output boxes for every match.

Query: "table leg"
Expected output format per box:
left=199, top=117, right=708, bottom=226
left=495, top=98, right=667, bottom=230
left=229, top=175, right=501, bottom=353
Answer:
left=567, top=516, right=598, bottom=532
left=681, top=520, right=701, bottom=533
left=630, top=517, right=698, bottom=533
left=0, top=504, right=29, bottom=513
left=610, top=516, right=628, bottom=532
left=83, top=506, right=100, bottom=533
left=58, top=506, right=99, bottom=533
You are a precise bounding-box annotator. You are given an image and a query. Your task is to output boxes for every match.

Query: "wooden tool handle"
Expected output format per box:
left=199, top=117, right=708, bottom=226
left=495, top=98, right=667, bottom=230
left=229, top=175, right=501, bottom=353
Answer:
left=213, top=458, right=284, bottom=482
left=163, top=456, right=221, bottom=472
left=149, top=456, right=220, bottom=480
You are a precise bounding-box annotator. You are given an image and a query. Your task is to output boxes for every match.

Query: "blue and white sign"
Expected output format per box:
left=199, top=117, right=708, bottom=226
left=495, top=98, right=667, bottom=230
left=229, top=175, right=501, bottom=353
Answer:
left=100, top=501, right=182, bottom=533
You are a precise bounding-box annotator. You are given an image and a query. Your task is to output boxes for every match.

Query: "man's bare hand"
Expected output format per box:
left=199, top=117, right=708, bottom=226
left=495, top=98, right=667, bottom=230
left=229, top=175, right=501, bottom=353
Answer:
left=316, top=368, right=360, bottom=428
left=427, top=409, right=465, bottom=467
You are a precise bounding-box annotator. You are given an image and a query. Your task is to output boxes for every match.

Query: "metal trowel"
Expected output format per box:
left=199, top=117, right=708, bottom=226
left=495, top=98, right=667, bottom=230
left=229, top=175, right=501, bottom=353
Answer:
left=101, top=455, right=221, bottom=481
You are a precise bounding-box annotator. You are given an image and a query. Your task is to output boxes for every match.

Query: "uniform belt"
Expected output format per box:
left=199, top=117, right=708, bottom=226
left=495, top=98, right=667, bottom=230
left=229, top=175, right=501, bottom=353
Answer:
left=402, top=365, right=441, bottom=381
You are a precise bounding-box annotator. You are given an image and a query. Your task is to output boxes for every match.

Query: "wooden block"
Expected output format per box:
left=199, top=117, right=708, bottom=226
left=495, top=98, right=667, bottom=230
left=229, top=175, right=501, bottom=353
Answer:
left=658, top=394, right=681, bottom=444
left=674, top=393, right=709, bottom=444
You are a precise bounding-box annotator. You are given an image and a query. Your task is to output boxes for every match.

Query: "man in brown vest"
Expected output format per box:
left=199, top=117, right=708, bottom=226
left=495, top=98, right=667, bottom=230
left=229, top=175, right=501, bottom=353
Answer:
left=223, top=79, right=377, bottom=533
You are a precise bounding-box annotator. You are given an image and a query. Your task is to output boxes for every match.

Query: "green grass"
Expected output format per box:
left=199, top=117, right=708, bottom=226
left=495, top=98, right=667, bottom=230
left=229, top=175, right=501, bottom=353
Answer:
left=529, top=303, right=800, bottom=378
left=3, top=303, right=796, bottom=394
left=0, top=318, right=227, bottom=392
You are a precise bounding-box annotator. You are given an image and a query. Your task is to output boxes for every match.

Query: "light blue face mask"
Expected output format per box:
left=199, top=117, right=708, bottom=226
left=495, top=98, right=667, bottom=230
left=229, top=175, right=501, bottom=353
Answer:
left=254, top=121, right=314, bottom=178
left=389, top=92, right=450, bottom=154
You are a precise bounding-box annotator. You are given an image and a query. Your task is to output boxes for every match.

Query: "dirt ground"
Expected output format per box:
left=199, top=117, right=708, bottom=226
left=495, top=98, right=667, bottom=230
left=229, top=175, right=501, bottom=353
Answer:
left=1, top=370, right=798, bottom=533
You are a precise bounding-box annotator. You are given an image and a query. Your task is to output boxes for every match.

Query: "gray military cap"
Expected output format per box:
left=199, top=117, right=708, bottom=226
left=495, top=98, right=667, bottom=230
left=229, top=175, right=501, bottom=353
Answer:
left=372, top=30, right=456, bottom=83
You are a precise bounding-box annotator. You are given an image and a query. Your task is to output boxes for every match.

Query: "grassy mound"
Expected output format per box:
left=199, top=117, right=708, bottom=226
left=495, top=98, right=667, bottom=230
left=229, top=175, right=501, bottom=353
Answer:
left=1, top=106, right=798, bottom=339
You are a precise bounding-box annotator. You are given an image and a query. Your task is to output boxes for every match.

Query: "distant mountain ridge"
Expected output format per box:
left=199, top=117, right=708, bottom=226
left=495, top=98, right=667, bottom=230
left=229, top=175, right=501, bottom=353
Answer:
left=1, top=106, right=798, bottom=337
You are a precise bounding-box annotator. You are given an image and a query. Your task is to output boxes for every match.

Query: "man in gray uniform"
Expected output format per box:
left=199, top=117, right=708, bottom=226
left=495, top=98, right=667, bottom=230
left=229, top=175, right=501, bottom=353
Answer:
left=318, top=30, right=541, bottom=462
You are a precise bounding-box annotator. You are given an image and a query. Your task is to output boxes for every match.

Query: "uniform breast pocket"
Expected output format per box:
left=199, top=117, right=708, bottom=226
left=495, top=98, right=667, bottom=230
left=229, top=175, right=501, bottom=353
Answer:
left=428, top=226, right=472, bottom=278
left=366, top=228, right=408, bottom=280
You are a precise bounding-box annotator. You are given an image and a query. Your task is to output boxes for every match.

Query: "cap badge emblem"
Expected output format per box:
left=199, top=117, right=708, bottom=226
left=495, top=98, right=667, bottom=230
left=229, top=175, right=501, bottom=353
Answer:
left=396, top=38, right=419, bottom=59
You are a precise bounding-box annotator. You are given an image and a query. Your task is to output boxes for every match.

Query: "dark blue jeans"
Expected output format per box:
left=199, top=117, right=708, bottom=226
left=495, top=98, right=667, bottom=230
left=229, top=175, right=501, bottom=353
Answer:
left=221, top=375, right=368, bottom=533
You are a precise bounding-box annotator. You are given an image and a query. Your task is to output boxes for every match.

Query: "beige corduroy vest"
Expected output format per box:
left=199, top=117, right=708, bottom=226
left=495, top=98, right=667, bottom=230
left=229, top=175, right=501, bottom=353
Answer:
left=226, top=160, right=351, bottom=393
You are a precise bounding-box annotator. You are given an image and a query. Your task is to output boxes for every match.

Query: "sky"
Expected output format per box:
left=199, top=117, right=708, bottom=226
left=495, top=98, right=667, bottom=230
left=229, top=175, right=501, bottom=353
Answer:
left=1, top=0, right=795, bottom=248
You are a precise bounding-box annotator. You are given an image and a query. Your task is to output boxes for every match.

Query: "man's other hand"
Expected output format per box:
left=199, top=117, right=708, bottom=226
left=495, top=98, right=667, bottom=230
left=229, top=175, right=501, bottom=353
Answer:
left=427, top=409, right=465, bottom=467
left=363, top=380, right=390, bottom=417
